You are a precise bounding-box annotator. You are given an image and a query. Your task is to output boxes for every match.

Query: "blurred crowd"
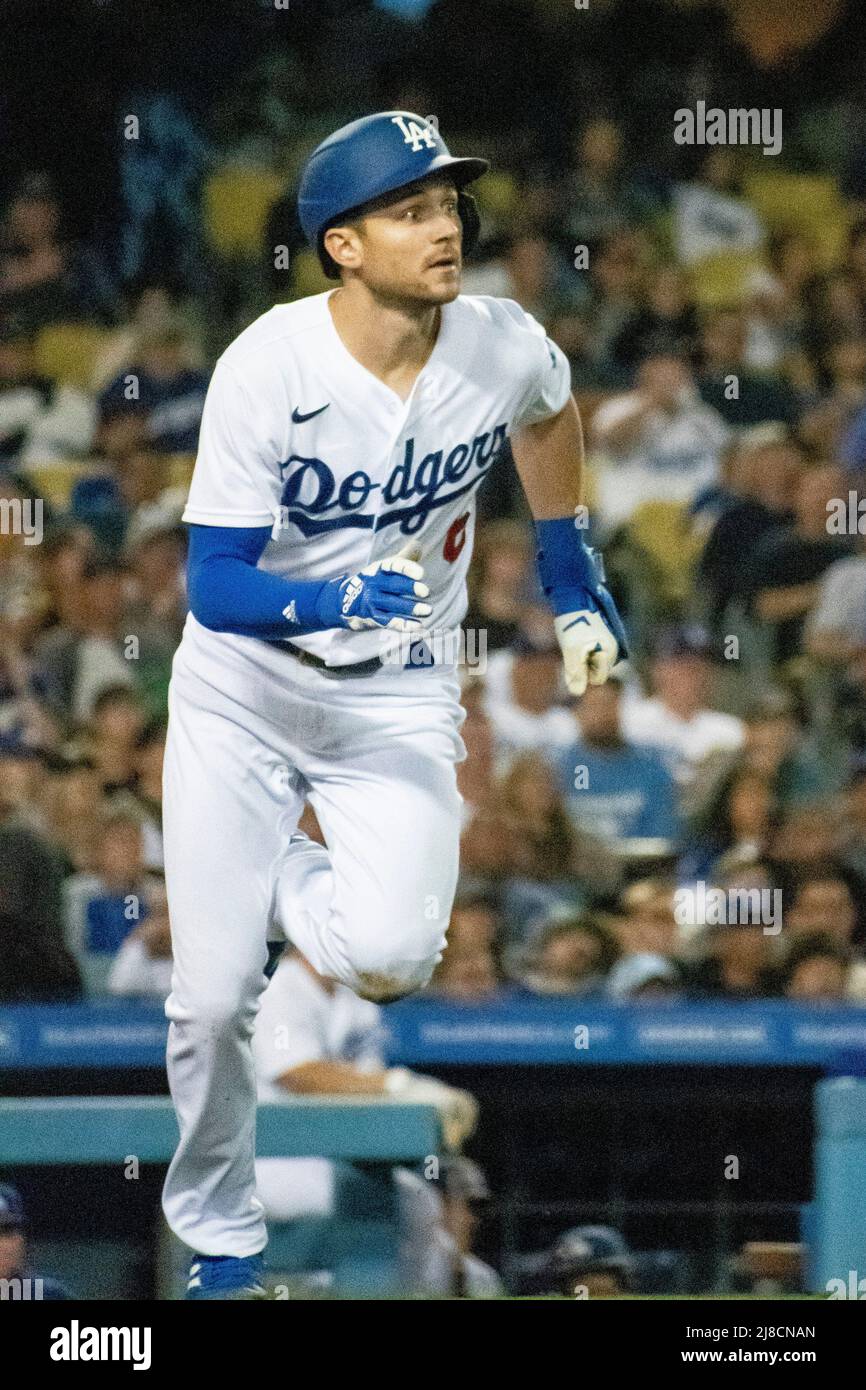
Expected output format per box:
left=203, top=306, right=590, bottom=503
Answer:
left=3, top=0, right=866, bottom=1012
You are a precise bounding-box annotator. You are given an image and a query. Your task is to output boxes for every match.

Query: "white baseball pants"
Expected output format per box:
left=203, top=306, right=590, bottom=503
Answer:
left=161, top=618, right=465, bottom=1257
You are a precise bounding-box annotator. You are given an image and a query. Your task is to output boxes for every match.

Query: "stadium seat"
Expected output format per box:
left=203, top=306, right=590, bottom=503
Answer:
left=203, top=167, right=285, bottom=258
left=288, top=248, right=332, bottom=298
left=167, top=453, right=196, bottom=490
left=624, top=500, right=702, bottom=605
left=473, top=170, right=519, bottom=223
left=743, top=171, right=849, bottom=270
left=34, top=323, right=109, bottom=390
left=25, top=461, right=93, bottom=507
left=688, top=250, right=769, bottom=309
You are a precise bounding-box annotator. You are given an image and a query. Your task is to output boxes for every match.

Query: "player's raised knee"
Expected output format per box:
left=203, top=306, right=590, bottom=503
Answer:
left=351, top=946, right=441, bottom=1003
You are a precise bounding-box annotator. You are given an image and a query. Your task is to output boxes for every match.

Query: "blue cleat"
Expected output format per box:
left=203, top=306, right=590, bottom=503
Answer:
left=186, top=1253, right=267, bottom=1300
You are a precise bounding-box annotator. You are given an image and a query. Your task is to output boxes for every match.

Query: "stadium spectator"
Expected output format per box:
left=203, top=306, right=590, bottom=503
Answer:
left=430, top=894, right=503, bottom=1003
left=90, top=283, right=206, bottom=393
left=684, top=920, right=779, bottom=1000
left=80, top=685, right=148, bottom=793
left=691, top=769, right=776, bottom=884
left=455, top=679, right=495, bottom=825
left=671, top=150, right=766, bottom=266
left=615, top=877, right=678, bottom=957
left=514, top=1223, right=635, bottom=1298
left=461, top=233, right=568, bottom=322
left=805, top=530, right=866, bottom=664
left=127, top=718, right=166, bottom=871
left=513, top=914, right=620, bottom=997
left=577, top=230, right=644, bottom=384
left=482, top=632, right=575, bottom=771
left=97, top=319, right=209, bottom=454
left=0, top=172, right=118, bottom=330
left=592, top=351, right=730, bottom=531
left=463, top=520, right=538, bottom=653
left=107, top=882, right=173, bottom=999
left=784, top=876, right=859, bottom=951
left=21, top=523, right=94, bottom=642
left=116, top=92, right=210, bottom=294
left=782, top=933, right=851, bottom=1002
left=560, top=117, right=653, bottom=247
left=739, top=694, right=840, bottom=804
left=621, top=628, right=744, bottom=786
left=63, top=808, right=159, bottom=958
left=610, top=264, right=699, bottom=375
left=498, top=751, right=622, bottom=898
left=0, top=822, right=81, bottom=1001
left=696, top=428, right=804, bottom=630
left=746, top=230, right=826, bottom=369
left=741, top=463, right=854, bottom=666
left=799, top=334, right=866, bottom=459
left=606, top=952, right=684, bottom=1001
left=41, top=756, right=102, bottom=873
left=555, top=674, right=679, bottom=847
left=767, top=805, right=866, bottom=941
left=0, top=318, right=95, bottom=465
left=696, top=307, right=799, bottom=428
left=31, top=554, right=174, bottom=724
left=0, top=737, right=48, bottom=835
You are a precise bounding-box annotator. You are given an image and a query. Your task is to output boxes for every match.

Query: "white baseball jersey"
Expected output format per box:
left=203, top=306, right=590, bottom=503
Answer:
left=252, top=953, right=386, bottom=1104
left=182, top=290, right=571, bottom=666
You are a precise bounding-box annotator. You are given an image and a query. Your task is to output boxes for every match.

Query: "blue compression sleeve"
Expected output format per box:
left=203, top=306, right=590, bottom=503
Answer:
left=186, top=524, right=330, bottom=638
left=535, top=517, right=629, bottom=658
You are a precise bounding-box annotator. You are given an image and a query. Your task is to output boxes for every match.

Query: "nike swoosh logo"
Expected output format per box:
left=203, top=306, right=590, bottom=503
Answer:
left=292, top=404, right=330, bottom=423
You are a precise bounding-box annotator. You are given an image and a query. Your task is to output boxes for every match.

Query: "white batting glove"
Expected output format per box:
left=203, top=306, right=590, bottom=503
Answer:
left=554, top=609, right=620, bottom=697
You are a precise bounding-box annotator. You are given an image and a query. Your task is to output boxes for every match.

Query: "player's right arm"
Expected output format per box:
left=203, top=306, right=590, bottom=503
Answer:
left=183, top=357, right=430, bottom=638
left=186, top=524, right=431, bottom=638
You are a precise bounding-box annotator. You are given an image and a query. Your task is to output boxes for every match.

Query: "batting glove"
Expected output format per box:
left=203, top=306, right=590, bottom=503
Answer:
left=535, top=518, right=628, bottom=698
left=315, top=552, right=432, bottom=632
left=554, top=606, right=621, bottom=697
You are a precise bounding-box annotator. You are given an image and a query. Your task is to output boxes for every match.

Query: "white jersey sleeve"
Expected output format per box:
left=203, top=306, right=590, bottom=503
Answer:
left=495, top=299, right=572, bottom=428
left=182, top=358, right=285, bottom=529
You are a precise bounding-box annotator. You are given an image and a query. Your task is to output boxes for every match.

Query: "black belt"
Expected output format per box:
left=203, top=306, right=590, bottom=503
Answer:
left=263, top=640, right=384, bottom=678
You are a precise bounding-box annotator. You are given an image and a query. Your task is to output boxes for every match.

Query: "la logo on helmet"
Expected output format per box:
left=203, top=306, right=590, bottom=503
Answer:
left=390, top=115, right=438, bottom=152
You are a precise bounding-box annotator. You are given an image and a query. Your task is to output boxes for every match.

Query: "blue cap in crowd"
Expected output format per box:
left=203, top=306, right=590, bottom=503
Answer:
left=0, top=1184, right=25, bottom=1231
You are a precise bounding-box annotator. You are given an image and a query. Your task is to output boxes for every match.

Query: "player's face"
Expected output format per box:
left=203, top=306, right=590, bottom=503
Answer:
left=343, top=181, right=464, bottom=304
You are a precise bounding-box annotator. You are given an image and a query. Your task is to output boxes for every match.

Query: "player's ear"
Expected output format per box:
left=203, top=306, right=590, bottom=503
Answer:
left=322, top=223, right=363, bottom=276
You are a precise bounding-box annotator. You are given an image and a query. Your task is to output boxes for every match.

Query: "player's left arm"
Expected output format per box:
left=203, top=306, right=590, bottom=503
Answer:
left=511, top=394, right=628, bottom=696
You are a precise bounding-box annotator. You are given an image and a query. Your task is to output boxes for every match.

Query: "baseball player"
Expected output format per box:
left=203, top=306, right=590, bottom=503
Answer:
left=251, top=946, right=478, bottom=1295
left=162, top=111, right=627, bottom=1298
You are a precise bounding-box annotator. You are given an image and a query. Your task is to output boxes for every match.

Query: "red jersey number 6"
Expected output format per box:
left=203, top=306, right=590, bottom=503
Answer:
left=443, top=511, right=470, bottom=563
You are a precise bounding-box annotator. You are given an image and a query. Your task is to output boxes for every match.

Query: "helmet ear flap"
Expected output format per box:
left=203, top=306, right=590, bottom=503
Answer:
left=458, top=190, right=480, bottom=259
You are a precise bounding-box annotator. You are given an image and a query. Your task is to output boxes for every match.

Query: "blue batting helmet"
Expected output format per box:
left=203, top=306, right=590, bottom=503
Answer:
left=298, top=111, right=489, bottom=279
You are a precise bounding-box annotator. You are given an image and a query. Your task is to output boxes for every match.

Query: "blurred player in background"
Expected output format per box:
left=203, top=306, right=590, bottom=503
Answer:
left=252, top=945, right=486, bottom=1295
left=0, top=1184, right=71, bottom=1300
